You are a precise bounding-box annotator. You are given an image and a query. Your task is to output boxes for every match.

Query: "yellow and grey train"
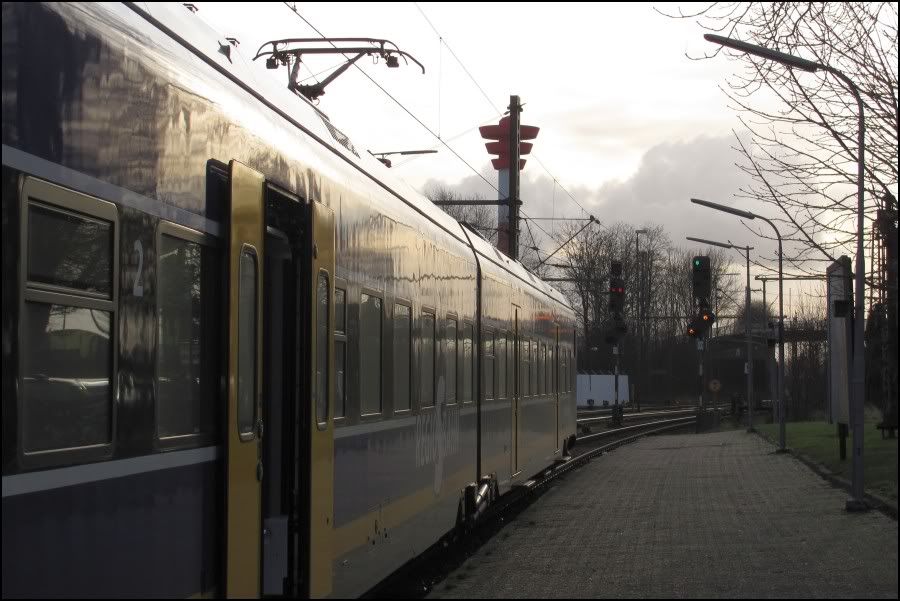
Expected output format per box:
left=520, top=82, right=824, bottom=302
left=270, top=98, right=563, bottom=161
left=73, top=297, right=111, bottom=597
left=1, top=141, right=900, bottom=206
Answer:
left=1, top=2, right=577, bottom=598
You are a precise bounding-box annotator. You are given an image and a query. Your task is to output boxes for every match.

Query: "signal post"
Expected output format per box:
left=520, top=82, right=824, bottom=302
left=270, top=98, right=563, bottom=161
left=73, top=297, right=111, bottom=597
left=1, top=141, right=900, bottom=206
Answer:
left=687, top=256, right=715, bottom=409
left=479, top=96, right=539, bottom=260
left=606, top=261, right=626, bottom=408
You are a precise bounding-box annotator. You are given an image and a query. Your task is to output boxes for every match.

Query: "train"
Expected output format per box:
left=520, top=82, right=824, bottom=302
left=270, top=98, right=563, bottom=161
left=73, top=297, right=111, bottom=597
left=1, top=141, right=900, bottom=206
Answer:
left=1, top=2, right=577, bottom=598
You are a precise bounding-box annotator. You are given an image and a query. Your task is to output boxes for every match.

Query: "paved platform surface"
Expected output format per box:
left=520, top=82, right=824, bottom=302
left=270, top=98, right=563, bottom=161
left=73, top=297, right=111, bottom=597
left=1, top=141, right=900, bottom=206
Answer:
left=427, top=430, right=898, bottom=598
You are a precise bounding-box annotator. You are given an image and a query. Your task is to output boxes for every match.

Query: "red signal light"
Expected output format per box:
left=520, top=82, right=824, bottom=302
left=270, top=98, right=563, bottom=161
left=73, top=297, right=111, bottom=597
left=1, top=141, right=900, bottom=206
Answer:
left=480, top=116, right=539, bottom=172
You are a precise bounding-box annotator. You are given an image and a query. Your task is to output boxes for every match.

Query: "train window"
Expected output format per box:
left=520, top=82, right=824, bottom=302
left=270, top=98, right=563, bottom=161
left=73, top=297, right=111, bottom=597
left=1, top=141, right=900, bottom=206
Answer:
left=20, top=177, right=118, bottom=459
left=315, top=273, right=329, bottom=426
left=335, top=288, right=346, bottom=333
left=557, top=348, right=563, bottom=394
left=237, top=248, right=258, bottom=438
left=335, top=288, right=347, bottom=418
left=549, top=346, right=555, bottom=394
left=420, top=313, right=435, bottom=407
left=560, top=348, right=566, bottom=393
left=518, top=338, right=526, bottom=397
left=393, top=304, right=411, bottom=412
left=508, top=334, right=515, bottom=399
left=483, top=331, right=495, bottom=400
left=27, top=202, right=112, bottom=297
left=157, top=231, right=219, bottom=439
left=497, top=334, right=506, bottom=399
left=539, top=343, right=546, bottom=396
left=530, top=341, right=538, bottom=396
left=22, top=303, right=112, bottom=451
left=360, top=293, right=382, bottom=415
left=538, top=343, right=544, bottom=395
left=525, top=339, right=533, bottom=397
left=461, top=323, right=473, bottom=403
left=445, top=318, right=457, bottom=404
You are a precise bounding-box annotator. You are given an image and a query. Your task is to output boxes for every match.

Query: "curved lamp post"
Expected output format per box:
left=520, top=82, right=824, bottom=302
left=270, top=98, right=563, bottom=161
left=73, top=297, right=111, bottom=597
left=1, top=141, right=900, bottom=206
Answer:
left=704, top=33, right=867, bottom=511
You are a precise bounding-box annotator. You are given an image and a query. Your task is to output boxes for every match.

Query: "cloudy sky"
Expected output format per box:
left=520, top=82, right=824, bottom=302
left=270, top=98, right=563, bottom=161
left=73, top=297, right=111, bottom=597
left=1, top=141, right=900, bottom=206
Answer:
left=196, top=1, right=826, bottom=315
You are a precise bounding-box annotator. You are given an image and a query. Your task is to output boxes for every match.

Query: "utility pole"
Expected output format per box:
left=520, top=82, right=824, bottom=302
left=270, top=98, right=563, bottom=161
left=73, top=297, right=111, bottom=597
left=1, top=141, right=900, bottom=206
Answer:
left=636, top=229, right=648, bottom=411
left=742, top=247, right=754, bottom=432
left=698, top=335, right=705, bottom=409
left=507, top=95, right=521, bottom=261
left=480, top=96, right=537, bottom=261
left=614, top=344, right=620, bottom=407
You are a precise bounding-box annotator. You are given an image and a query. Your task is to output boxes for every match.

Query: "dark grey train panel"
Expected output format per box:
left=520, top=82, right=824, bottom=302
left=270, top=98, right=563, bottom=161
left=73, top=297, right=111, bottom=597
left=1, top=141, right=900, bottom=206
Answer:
left=1, top=449, right=220, bottom=598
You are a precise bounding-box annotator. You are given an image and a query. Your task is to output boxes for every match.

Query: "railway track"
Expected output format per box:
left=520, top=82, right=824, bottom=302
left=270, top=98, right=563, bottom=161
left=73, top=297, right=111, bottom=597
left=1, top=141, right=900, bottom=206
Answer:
left=367, top=411, right=703, bottom=598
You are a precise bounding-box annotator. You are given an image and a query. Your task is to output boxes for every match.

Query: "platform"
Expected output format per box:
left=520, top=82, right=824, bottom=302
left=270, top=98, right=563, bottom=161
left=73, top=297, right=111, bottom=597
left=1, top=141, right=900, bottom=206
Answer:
left=427, top=429, right=898, bottom=598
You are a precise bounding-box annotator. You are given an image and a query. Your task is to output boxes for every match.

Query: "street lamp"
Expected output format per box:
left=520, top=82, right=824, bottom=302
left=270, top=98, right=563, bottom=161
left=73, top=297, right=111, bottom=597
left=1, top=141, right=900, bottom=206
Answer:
left=687, top=235, right=755, bottom=433
left=635, top=228, right=648, bottom=412
left=690, top=198, right=785, bottom=450
left=704, top=33, right=867, bottom=512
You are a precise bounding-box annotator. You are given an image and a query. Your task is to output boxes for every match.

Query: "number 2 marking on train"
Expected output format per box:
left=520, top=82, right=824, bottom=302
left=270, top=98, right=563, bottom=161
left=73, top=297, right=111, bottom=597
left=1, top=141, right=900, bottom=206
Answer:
left=133, top=239, right=144, bottom=297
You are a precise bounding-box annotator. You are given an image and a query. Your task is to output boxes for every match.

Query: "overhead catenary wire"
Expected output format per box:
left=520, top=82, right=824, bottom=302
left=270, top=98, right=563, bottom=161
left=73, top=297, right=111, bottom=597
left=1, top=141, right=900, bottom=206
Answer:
left=536, top=215, right=597, bottom=267
left=284, top=2, right=598, bottom=258
left=281, top=2, right=500, bottom=195
left=409, top=2, right=600, bottom=235
left=413, top=2, right=503, bottom=117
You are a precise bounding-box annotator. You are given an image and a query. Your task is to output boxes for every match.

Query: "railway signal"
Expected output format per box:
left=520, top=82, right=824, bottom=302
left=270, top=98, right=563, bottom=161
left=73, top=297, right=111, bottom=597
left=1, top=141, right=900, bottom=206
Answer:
left=480, top=96, right=539, bottom=260
left=686, top=317, right=702, bottom=338
left=686, top=309, right=715, bottom=338
left=480, top=115, right=540, bottom=171
left=692, top=255, right=711, bottom=303
left=609, top=260, right=625, bottom=315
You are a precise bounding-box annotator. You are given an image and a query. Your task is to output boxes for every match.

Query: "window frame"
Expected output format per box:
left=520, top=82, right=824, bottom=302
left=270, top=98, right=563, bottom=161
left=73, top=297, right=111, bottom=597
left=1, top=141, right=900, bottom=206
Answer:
left=18, top=176, right=119, bottom=468
left=419, top=307, right=437, bottom=410
left=358, top=288, right=384, bottom=418
left=392, top=300, right=413, bottom=415
left=333, top=282, right=348, bottom=421
left=496, top=330, right=507, bottom=400
left=314, top=269, right=331, bottom=430
left=445, top=313, right=458, bottom=406
left=461, top=320, right=475, bottom=404
left=154, top=221, right=221, bottom=448
left=540, top=342, right=547, bottom=396
left=483, top=328, right=496, bottom=401
left=236, top=245, right=259, bottom=442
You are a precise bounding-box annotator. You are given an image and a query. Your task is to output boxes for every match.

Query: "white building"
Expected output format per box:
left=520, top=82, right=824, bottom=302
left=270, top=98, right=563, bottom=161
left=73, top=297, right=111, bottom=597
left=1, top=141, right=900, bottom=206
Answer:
left=576, top=373, right=630, bottom=408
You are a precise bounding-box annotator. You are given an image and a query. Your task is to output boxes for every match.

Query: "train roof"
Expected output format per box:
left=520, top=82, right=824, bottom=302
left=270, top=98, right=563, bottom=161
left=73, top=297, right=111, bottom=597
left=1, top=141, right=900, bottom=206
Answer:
left=138, top=2, right=572, bottom=313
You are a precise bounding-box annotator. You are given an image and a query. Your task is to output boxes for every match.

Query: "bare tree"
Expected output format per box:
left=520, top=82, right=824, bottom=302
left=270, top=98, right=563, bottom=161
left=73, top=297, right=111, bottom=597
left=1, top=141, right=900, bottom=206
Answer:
left=554, top=219, right=741, bottom=393
left=664, top=3, right=898, bottom=276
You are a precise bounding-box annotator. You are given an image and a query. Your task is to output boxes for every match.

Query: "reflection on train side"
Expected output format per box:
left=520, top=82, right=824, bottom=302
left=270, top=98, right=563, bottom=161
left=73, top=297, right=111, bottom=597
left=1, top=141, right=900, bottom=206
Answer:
left=414, top=389, right=461, bottom=496
left=23, top=304, right=111, bottom=452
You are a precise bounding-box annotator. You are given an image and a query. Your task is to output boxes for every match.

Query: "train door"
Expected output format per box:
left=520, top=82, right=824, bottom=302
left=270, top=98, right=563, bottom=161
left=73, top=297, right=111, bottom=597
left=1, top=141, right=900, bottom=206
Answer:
left=306, top=200, right=335, bottom=598
left=225, top=161, right=265, bottom=598
left=224, top=161, right=335, bottom=598
left=512, top=305, right=520, bottom=477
